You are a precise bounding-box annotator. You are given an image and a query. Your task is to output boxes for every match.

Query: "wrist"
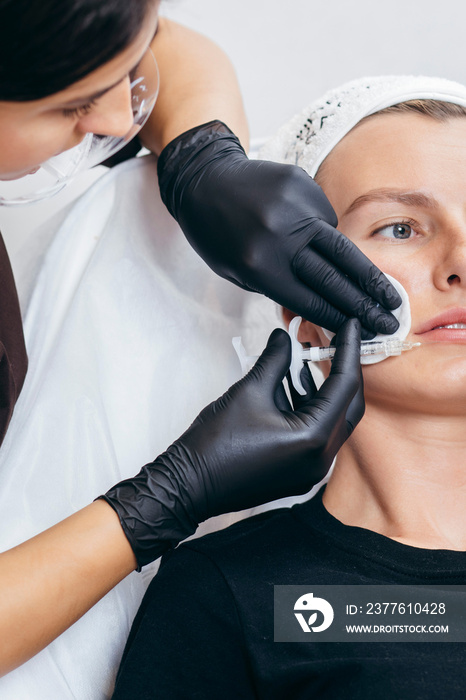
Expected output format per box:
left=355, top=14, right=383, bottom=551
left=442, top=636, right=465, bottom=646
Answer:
left=98, top=457, right=199, bottom=571
left=157, top=120, right=246, bottom=218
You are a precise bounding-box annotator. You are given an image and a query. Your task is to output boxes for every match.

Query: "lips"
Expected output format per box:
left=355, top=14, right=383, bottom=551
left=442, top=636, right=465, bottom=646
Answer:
left=416, top=308, right=466, bottom=342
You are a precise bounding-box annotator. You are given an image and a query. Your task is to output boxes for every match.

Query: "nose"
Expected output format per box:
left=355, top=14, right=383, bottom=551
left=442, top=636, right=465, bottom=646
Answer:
left=433, top=226, right=466, bottom=290
left=76, top=78, right=134, bottom=139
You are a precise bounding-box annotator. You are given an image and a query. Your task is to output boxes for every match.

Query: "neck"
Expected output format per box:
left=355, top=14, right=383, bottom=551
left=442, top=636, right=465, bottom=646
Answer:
left=323, top=404, right=466, bottom=550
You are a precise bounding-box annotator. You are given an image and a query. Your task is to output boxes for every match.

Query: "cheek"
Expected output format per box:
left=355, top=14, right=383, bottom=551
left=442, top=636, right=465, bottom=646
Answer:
left=362, top=350, right=466, bottom=414
left=354, top=249, right=433, bottom=334
left=362, top=355, right=417, bottom=405
left=0, top=117, right=75, bottom=176
left=379, top=264, right=429, bottom=299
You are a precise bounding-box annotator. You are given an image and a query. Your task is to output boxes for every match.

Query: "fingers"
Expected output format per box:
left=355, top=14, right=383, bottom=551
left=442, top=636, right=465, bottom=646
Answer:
left=271, top=277, right=376, bottom=341
left=248, top=331, right=323, bottom=415
left=274, top=381, right=293, bottom=412
left=255, top=342, right=317, bottom=412
left=309, top=222, right=402, bottom=310
left=293, top=224, right=400, bottom=336
left=327, top=317, right=362, bottom=376
left=287, top=364, right=318, bottom=411
left=293, top=167, right=339, bottom=227
left=345, top=367, right=365, bottom=434
left=298, top=319, right=362, bottom=434
left=247, top=329, right=292, bottom=397
left=266, top=276, right=350, bottom=335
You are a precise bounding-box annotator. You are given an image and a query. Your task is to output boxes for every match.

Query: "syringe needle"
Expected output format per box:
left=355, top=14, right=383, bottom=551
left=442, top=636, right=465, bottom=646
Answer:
left=302, top=340, right=421, bottom=363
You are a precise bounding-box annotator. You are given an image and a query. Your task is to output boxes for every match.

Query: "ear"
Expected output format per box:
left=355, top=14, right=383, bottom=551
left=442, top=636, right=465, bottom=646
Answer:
left=282, top=308, right=328, bottom=346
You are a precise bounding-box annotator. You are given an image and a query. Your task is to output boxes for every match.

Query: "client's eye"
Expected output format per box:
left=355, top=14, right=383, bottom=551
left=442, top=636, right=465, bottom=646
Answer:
left=373, top=220, right=417, bottom=241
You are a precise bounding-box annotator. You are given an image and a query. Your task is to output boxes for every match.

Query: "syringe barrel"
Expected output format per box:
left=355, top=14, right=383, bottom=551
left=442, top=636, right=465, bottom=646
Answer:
left=304, top=346, right=336, bottom=362
left=304, top=338, right=406, bottom=362
left=359, top=341, right=387, bottom=356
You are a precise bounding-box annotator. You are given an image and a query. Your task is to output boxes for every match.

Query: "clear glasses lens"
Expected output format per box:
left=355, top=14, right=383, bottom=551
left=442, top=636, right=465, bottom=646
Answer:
left=0, top=49, right=159, bottom=206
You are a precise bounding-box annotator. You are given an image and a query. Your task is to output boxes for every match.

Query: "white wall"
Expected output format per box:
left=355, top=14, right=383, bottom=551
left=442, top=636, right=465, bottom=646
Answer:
left=161, top=0, right=466, bottom=143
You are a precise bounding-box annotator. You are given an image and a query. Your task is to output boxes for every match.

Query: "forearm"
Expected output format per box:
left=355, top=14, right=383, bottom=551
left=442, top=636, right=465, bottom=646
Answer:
left=142, top=17, right=249, bottom=153
left=0, top=499, right=136, bottom=676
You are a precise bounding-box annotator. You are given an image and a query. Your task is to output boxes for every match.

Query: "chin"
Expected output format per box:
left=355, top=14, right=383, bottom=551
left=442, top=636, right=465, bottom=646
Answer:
left=434, top=351, right=466, bottom=389
left=363, top=347, right=466, bottom=414
left=0, top=166, right=40, bottom=180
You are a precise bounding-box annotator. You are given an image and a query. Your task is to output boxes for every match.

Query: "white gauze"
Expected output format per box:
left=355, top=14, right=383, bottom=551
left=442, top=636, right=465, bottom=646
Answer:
left=321, top=274, right=411, bottom=365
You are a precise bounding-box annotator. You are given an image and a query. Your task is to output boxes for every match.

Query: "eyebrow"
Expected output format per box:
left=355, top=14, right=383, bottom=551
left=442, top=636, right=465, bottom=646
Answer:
left=61, top=24, right=159, bottom=108
left=342, top=188, right=440, bottom=217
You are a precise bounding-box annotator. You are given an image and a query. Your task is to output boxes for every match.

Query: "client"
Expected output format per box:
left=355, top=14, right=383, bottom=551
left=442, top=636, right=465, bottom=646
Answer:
left=111, top=76, right=466, bottom=699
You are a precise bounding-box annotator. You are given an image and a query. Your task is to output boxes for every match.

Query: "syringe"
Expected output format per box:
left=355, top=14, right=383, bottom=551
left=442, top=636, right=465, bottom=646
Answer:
left=232, top=317, right=421, bottom=398
left=302, top=338, right=421, bottom=362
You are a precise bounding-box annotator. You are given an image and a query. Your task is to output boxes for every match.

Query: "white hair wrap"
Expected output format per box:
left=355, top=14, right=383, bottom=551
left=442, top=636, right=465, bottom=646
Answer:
left=259, top=75, right=466, bottom=177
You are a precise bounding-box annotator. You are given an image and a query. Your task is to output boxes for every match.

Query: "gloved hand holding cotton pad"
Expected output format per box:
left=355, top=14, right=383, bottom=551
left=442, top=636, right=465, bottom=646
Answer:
left=321, top=274, right=412, bottom=365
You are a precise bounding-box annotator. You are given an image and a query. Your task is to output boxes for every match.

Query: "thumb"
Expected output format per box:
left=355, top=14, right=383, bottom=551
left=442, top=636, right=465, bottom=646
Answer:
left=345, top=366, right=365, bottom=435
left=247, top=329, right=292, bottom=395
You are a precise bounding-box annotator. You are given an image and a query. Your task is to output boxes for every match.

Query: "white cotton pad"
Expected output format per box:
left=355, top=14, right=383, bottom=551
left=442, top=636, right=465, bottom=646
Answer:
left=322, top=274, right=411, bottom=365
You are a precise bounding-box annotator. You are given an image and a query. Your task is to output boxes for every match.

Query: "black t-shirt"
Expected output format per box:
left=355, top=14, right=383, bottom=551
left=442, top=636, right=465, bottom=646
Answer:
left=113, top=487, right=466, bottom=699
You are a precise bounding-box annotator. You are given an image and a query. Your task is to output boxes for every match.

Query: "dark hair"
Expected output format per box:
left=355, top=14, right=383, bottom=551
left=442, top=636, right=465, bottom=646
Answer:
left=0, top=0, right=155, bottom=101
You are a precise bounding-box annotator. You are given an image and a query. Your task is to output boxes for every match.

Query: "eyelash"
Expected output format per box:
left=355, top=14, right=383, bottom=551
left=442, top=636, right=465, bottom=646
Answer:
left=61, top=55, right=144, bottom=120
left=371, top=217, right=420, bottom=241
left=62, top=98, right=98, bottom=119
left=60, top=54, right=145, bottom=120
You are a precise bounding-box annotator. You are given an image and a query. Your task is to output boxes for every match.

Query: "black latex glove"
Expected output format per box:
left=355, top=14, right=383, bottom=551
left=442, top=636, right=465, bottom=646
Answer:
left=157, top=120, right=401, bottom=339
left=100, top=318, right=364, bottom=570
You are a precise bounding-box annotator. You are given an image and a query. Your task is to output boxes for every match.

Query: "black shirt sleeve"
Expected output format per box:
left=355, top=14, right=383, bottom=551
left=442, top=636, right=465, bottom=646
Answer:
left=112, top=545, right=257, bottom=700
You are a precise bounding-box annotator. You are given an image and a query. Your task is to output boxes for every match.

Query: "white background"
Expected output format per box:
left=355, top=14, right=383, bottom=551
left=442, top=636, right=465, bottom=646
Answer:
left=1, top=0, right=465, bottom=250
left=161, top=0, right=466, bottom=142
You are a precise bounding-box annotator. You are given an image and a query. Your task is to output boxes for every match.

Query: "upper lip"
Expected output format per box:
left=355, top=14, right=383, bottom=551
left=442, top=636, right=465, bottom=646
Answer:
left=416, top=308, right=466, bottom=334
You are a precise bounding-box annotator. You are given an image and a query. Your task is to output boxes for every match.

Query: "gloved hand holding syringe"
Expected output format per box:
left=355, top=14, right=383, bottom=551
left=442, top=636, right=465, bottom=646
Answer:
left=233, top=316, right=421, bottom=396
left=302, top=337, right=420, bottom=362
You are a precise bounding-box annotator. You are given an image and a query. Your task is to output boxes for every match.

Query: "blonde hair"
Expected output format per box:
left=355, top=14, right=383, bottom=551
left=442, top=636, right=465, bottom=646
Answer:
left=361, top=98, right=466, bottom=122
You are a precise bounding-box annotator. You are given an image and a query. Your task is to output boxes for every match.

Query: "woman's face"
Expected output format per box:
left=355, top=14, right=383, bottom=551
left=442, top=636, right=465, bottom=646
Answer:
left=0, top=3, right=159, bottom=180
left=299, top=112, right=466, bottom=414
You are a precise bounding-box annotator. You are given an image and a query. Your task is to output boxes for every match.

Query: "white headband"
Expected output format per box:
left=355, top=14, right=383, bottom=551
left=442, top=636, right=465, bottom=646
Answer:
left=259, top=75, right=466, bottom=177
